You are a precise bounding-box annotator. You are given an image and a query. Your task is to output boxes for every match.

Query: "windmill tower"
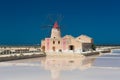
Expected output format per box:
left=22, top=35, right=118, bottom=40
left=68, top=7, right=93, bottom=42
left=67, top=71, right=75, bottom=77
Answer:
left=51, top=21, right=61, bottom=39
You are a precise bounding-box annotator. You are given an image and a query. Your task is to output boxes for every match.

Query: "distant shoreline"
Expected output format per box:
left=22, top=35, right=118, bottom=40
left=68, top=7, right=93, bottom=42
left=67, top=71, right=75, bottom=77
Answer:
left=0, top=45, right=40, bottom=47
left=0, top=44, right=120, bottom=47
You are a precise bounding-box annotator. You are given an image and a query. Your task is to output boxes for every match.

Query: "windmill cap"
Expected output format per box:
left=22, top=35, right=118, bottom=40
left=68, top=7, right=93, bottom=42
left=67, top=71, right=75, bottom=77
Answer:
left=53, top=21, right=59, bottom=28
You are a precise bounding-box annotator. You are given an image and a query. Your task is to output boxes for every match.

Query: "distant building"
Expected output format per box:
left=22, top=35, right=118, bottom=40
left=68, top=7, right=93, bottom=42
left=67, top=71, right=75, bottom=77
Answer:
left=41, top=21, right=93, bottom=53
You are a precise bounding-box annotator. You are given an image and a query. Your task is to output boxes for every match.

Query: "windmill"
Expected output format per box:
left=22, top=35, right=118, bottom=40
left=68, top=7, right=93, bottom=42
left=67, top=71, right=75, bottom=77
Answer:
left=40, top=14, right=64, bottom=38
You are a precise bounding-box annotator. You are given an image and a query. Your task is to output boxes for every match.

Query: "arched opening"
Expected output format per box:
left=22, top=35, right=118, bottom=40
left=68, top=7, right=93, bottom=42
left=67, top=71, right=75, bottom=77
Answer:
left=52, top=46, right=56, bottom=51
left=59, top=49, right=62, bottom=52
left=42, top=46, right=45, bottom=52
left=69, top=45, right=74, bottom=50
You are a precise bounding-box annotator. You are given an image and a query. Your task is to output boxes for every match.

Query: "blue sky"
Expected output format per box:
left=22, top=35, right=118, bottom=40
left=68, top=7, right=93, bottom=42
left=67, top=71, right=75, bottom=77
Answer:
left=0, top=0, right=120, bottom=45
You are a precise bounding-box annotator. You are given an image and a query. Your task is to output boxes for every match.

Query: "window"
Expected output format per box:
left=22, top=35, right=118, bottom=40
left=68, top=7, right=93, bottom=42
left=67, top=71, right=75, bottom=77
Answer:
left=53, top=41, right=55, bottom=44
left=58, top=41, right=60, bottom=44
left=69, top=45, right=74, bottom=50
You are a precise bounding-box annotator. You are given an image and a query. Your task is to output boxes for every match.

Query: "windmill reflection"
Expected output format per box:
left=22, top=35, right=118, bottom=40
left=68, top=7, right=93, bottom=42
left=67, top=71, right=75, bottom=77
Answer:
left=41, top=55, right=99, bottom=80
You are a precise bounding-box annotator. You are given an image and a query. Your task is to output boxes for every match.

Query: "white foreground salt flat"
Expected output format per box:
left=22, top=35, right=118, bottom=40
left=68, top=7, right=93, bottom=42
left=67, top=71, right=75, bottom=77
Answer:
left=0, top=52, right=120, bottom=80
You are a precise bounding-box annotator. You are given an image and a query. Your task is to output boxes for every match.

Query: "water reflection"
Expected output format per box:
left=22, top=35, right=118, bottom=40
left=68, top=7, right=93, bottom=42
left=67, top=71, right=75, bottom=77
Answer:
left=41, top=55, right=99, bottom=80
left=0, top=53, right=120, bottom=80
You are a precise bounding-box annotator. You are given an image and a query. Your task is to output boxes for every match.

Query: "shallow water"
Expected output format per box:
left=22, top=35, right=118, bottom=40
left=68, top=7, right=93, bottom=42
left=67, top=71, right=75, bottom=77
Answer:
left=0, top=52, right=120, bottom=80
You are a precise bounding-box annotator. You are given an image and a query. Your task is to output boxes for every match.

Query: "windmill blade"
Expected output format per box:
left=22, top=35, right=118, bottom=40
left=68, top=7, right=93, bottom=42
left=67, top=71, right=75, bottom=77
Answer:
left=40, top=25, right=53, bottom=30
left=56, top=14, right=64, bottom=24
left=40, top=14, right=64, bottom=37
left=47, top=14, right=55, bottom=24
left=41, top=27, right=51, bottom=38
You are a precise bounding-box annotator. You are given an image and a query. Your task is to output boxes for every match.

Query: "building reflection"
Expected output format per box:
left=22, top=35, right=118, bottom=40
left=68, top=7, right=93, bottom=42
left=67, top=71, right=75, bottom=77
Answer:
left=41, top=55, right=99, bottom=80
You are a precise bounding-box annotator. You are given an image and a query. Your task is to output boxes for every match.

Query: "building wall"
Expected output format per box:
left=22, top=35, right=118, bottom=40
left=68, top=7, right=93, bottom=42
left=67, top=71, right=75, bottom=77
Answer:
left=82, top=43, right=92, bottom=52
left=41, top=36, right=89, bottom=53
left=41, top=27, right=93, bottom=53
left=76, top=35, right=93, bottom=43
